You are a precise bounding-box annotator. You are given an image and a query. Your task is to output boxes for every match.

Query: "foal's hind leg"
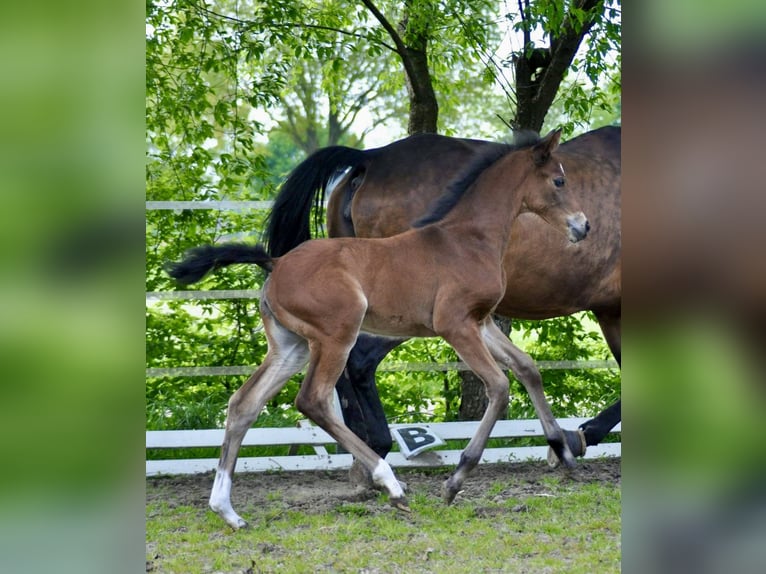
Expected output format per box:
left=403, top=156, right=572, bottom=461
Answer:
left=335, top=334, right=407, bottom=489
left=210, top=317, right=309, bottom=529
left=481, top=320, right=576, bottom=469
left=336, top=334, right=406, bottom=458
left=295, top=339, right=408, bottom=510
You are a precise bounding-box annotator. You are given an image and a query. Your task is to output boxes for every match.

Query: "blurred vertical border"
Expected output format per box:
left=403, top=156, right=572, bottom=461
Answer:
left=0, top=1, right=145, bottom=573
left=624, top=1, right=766, bottom=572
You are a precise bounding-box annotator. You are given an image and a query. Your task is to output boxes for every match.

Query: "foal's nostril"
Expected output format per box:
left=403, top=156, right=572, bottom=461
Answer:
left=566, top=213, right=589, bottom=243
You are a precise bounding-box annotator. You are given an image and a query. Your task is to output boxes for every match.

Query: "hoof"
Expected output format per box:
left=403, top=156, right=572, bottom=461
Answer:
left=349, top=459, right=375, bottom=489
left=441, top=480, right=462, bottom=505
left=390, top=496, right=411, bottom=513
left=547, top=428, right=586, bottom=468
left=211, top=504, right=248, bottom=530
left=350, top=459, right=408, bottom=493
left=220, top=513, right=248, bottom=530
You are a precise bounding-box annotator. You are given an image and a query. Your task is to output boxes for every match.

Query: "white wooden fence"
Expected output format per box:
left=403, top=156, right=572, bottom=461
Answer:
left=146, top=201, right=621, bottom=477
left=146, top=418, right=620, bottom=476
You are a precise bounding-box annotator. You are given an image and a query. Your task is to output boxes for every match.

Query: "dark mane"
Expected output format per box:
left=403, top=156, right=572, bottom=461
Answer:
left=412, top=135, right=540, bottom=228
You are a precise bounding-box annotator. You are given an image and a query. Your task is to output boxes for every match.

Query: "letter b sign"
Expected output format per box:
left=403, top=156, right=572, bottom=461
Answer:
left=390, top=425, right=445, bottom=459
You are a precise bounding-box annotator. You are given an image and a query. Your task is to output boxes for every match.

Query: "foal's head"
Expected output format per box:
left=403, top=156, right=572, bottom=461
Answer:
left=521, top=129, right=590, bottom=243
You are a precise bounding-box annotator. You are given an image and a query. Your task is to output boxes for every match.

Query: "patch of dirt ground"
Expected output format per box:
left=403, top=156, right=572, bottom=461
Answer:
left=146, top=458, right=620, bottom=514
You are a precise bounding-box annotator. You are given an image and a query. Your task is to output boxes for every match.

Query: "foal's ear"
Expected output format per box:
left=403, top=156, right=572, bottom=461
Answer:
left=532, top=129, right=562, bottom=166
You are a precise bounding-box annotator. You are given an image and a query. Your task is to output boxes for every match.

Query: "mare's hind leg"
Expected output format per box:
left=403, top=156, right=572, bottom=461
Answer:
left=295, top=339, right=408, bottom=510
left=579, top=311, right=622, bottom=446
left=210, top=313, right=309, bottom=530
left=438, top=322, right=511, bottom=503
left=335, top=334, right=405, bottom=458
left=481, top=320, right=577, bottom=469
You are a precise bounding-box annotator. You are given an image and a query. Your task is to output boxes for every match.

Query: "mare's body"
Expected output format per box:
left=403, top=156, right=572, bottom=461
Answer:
left=266, top=126, right=621, bottom=465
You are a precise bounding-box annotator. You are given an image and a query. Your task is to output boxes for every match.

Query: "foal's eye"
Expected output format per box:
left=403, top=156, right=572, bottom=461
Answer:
left=553, top=176, right=566, bottom=188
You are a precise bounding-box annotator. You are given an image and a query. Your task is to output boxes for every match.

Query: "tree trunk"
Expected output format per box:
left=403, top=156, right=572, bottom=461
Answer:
left=361, top=0, right=439, bottom=134
left=458, top=315, right=512, bottom=421
left=512, top=0, right=605, bottom=133
left=401, top=45, right=438, bottom=134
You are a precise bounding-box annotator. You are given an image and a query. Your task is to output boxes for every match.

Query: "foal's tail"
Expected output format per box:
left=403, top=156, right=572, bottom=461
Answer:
left=265, top=146, right=366, bottom=257
left=165, top=243, right=273, bottom=286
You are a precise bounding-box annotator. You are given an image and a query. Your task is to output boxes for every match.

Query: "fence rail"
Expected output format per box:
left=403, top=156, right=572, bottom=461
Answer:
left=146, top=360, right=618, bottom=378
left=146, top=417, right=621, bottom=476
left=146, top=200, right=277, bottom=210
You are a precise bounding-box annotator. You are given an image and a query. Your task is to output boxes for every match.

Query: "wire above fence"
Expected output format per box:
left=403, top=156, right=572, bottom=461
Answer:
left=146, top=200, right=328, bottom=211
left=146, top=200, right=275, bottom=211
left=146, top=360, right=618, bottom=378
left=146, top=289, right=262, bottom=301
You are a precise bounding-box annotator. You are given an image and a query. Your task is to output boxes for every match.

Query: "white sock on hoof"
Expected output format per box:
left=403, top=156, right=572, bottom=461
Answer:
left=371, top=460, right=404, bottom=499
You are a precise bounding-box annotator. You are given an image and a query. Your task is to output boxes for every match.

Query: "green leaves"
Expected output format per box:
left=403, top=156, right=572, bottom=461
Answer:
left=510, top=313, right=620, bottom=418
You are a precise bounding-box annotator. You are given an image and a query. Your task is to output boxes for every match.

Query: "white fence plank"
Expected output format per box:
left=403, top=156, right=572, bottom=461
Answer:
left=146, top=444, right=620, bottom=476
left=146, top=418, right=620, bottom=476
left=146, top=419, right=621, bottom=450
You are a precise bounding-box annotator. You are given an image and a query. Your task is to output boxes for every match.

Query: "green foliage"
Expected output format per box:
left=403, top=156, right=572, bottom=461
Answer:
left=509, top=312, right=621, bottom=419
left=545, top=1, right=622, bottom=136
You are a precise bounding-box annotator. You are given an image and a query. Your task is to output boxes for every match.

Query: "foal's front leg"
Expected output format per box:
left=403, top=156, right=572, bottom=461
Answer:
left=439, top=324, right=511, bottom=503
left=481, top=320, right=576, bottom=469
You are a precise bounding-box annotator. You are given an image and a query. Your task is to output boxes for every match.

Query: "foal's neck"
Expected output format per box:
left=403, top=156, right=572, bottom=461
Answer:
left=436, top=154, right=528, bottom=257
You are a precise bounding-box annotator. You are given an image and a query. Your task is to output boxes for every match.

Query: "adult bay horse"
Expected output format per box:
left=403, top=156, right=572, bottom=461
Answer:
left=168, top=131, right=589, bottom=529
left=265, top=126, right=621, bottom=475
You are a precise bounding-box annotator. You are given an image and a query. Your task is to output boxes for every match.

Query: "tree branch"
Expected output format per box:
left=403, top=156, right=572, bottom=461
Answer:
left=536, top=0, right=603, bottom=116
left=519, top=0, right=531, bottom=48
left=359, top=0, right=409, bottom=58
left=192, top=1, right=398, bottom=53
left=513, top=0, right=606, bottom=131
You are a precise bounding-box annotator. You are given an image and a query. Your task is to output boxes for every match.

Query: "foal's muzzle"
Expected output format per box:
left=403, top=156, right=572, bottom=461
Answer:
left=566, top=212, right=590, bottom=243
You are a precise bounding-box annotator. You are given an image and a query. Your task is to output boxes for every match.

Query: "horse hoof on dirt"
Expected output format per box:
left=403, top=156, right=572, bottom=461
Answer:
left=546, top=428, right=586, bottom=468
left=210, top=503, right=249, bottom=530
left=349, top=460, right=409, bottom=493
left=390, top=496, right=411, bottom=512
left=349, top=459, right=375, bottom=489
left=441, top=481, right=463, bottom=505
left=220, top=515, right=248, bottom=530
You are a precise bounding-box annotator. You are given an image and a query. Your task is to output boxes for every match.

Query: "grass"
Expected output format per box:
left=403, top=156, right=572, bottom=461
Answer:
left=146, top=465, right=620, bottom=573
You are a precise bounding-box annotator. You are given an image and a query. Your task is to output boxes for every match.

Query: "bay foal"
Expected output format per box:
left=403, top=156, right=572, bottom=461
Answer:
left=167, top=130, right=589, bottom=529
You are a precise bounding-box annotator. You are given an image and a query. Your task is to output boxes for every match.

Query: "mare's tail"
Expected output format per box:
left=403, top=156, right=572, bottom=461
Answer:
left=165, top=243, right=273, bottom=286
left=265, top=146, right=366, bottom=257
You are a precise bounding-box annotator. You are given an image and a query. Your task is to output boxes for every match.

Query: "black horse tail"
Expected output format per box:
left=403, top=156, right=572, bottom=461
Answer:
left=165, top=243, right=273, bottom=286
left=265, top=146, right=366, bottom=257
